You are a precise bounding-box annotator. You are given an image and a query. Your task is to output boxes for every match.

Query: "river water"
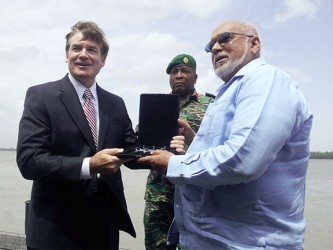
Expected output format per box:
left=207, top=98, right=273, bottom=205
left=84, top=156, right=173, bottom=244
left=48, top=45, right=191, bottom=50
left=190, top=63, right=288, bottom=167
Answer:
left=0, top=151, right=332, bottom=249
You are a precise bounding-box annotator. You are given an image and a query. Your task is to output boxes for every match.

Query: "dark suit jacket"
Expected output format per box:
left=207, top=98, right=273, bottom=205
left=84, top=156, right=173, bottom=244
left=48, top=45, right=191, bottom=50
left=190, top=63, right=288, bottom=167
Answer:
left=17, top=75, right=138, bottom=249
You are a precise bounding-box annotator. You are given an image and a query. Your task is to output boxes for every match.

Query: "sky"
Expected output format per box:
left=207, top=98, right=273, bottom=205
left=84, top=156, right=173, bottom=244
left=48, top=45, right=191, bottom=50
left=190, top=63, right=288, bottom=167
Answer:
left=0, top=0, right=332, bottom=151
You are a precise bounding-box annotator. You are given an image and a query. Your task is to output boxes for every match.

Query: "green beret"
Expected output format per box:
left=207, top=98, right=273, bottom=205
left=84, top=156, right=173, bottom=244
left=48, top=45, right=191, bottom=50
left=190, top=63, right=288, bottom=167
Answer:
left=166, top=54, right=196, bottom=74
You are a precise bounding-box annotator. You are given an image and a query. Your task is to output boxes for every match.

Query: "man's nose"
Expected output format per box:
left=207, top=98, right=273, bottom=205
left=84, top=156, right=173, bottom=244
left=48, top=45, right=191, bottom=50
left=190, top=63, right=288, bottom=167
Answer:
left=175, top=71, right=183, bottom=77
left=79, top=49, right=89, bottom=58
left=211, top=42, right=224, bottom=53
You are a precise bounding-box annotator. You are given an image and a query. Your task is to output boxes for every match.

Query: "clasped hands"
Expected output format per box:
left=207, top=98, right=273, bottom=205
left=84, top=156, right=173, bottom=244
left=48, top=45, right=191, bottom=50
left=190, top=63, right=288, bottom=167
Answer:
left=138, top=118, right=194, bottom=175
left=89, top=118, right=194, bottom=175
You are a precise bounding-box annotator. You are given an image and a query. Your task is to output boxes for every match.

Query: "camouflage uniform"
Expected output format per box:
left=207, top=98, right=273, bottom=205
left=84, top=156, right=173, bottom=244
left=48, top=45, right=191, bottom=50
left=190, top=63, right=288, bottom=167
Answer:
left=144, top=91, right=213, bottom=250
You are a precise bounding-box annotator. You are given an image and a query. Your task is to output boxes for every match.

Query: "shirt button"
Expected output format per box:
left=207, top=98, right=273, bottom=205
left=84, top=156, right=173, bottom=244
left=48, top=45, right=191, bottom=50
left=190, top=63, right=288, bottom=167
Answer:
left=259, top=247, right=265, bottom=250
left=176, top=204, right=179, bottom=208
left=254, top=204, right=260, bottom=210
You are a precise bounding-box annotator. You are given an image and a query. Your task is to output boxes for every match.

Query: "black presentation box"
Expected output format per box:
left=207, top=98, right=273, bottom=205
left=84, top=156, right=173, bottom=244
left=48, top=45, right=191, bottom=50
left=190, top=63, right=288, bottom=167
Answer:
left=117, top=94, right=180, bottom=158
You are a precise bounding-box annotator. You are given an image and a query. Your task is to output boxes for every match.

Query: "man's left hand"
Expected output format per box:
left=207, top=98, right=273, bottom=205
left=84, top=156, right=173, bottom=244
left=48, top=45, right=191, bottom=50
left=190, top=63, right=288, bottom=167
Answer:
left=170, top=135, right=185, bottom=154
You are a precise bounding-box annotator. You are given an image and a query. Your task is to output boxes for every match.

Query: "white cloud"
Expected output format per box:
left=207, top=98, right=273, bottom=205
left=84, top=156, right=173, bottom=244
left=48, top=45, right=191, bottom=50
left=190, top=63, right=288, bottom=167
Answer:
left=164, top=0, right=232, bottom=18
left=261, top=0, right=325, bottom=29
left=196, top=69, right=221, bottom=95
left=280, top=66, right=312, bottom=84
left=0, top=47, right=44, bottom=63
left=272, top=0, right=321, bottom=24
left=261, top=47, right=283, bottom=59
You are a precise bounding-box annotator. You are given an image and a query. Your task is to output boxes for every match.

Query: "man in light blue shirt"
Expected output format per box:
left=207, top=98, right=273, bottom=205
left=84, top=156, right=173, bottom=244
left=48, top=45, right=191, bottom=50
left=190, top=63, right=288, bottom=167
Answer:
left=139, top=20, right=313, bottom=250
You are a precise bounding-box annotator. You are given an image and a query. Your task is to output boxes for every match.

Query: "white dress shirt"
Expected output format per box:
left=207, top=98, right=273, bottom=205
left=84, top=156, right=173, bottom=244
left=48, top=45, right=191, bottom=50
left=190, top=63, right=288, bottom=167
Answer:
left=68, top=73, right=99, bottom=179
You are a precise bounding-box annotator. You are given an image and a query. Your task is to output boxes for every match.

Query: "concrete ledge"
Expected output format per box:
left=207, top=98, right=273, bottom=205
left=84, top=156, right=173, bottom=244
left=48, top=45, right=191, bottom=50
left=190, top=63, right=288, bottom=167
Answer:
left=0, top=232, right=26, bottom=250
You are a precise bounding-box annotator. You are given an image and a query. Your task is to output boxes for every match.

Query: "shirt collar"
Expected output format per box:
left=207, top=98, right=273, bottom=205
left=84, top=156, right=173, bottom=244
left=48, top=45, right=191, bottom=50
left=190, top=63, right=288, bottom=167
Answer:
left=171, top=89, right=200, bottom=103
left=216, top=57, right=266, bottom=94
left=68, top=73, right=97, bottom=100
left=190, top=90, right=200, bottom=102
left=234, top=57, right=266, bottom=79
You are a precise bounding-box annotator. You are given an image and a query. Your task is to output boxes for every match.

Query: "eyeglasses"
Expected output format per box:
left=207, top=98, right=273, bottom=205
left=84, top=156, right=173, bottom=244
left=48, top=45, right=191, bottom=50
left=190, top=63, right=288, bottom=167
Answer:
left=205, top=32, right=254, bottom=53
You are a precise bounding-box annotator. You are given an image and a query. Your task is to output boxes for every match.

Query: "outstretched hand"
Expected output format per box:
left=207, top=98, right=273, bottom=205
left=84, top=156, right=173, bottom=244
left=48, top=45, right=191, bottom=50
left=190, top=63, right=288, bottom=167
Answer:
left=138, top=150, right=173, bottom=176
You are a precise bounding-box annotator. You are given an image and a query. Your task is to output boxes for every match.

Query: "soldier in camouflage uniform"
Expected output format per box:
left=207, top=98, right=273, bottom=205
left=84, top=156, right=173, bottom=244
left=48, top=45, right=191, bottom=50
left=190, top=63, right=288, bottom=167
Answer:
left=144, top=54, right=214, bottom=249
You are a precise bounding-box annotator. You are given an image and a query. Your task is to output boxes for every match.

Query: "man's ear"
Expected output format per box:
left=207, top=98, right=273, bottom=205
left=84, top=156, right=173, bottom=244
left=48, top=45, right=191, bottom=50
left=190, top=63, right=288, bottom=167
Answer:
left=251, top=37, right=260, bottom=55
left=101, top=56, right=107, bottom=67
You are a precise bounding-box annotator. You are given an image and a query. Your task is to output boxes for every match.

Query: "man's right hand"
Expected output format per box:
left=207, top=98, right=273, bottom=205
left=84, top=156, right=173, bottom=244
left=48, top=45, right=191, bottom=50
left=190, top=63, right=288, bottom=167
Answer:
left=89, top=148, right=129, bottom=174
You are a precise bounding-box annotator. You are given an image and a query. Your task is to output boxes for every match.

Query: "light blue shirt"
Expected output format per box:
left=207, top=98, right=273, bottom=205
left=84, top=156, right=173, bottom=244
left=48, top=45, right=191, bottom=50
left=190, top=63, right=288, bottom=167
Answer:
left=167, top=58, right=313, bottom=249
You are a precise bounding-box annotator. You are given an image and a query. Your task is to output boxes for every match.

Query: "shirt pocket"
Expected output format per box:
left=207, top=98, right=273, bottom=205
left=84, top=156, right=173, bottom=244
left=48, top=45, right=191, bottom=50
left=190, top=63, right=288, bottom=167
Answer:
left=182, top=185, right=203, bottom=215
left=208, top=101, right=233, bottom=139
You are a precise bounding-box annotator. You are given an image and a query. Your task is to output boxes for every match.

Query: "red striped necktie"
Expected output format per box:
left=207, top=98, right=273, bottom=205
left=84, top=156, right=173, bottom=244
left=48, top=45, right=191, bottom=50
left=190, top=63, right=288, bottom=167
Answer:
left=83, top=88, right=97, bottom=147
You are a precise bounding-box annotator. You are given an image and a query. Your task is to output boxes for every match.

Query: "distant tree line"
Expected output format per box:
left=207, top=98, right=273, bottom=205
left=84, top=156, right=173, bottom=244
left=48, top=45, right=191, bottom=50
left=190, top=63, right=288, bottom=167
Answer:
left=0, top=148, right=15, bottom=151
left=310, top=151, right=333, bottom=159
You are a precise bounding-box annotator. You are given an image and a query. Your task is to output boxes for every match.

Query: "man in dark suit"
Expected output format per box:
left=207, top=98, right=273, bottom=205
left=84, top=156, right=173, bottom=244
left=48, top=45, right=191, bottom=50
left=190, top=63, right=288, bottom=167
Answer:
left=16, top=21, right=148, bottom=250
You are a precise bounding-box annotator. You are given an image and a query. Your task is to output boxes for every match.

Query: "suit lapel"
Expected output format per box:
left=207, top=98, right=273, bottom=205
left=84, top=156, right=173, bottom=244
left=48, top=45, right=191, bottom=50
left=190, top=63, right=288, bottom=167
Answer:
left=96, top=86, right=110, bottom=150
left=58, top=75, right=96, bottom=151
